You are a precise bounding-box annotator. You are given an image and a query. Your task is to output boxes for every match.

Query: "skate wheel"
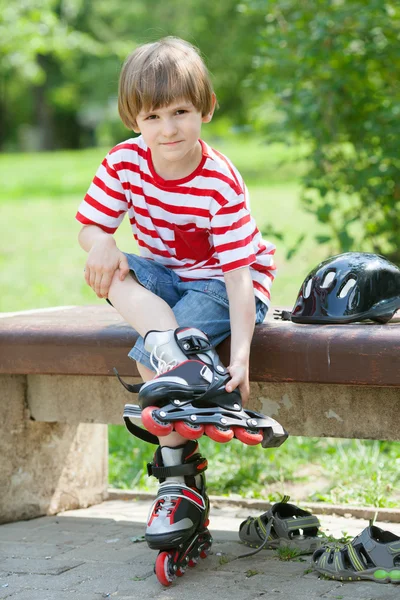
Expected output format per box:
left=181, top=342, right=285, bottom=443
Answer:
left=141, top=406, right=173, bottom=437
left=205, top=424, right=234, bottom=443
left=155, top=551, right=174, bottom=586
left=200, top=549, right=209, bottom=559
left=176, top=567, right=185, bottom=577
left=234, top=427, right=263, bottom=445
left=188, top=558, right=198, bottom=567
left=174, top=420, right=205, bottom=440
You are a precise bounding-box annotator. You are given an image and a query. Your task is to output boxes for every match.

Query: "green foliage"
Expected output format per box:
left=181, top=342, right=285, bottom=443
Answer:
left=276, top=546, right=301, bottom=561
left=0, top=0, right=103, bottom=83
left=309, top=439, right=399, bottom=507
left=320, top=531, right=352, bottom=544
left=0, top=0, right=262, bottom=150
left=0, top=0, right=124, bottom=150
left=109, top=426, right=400, bottom=508
left=245, top=569, right=259, bottom=577
left=249, top=1, right=400, bottom=263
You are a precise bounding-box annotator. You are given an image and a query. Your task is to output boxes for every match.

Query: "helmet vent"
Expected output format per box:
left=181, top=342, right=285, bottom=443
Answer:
left=320, top=271, right=335, bottom=288
left=304, top=278, right=312, bottom=298
left=338, top=277, right=357, bottom=298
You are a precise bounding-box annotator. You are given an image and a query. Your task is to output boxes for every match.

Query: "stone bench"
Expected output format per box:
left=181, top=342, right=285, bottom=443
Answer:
left=1, top=305, right=399, bottom=524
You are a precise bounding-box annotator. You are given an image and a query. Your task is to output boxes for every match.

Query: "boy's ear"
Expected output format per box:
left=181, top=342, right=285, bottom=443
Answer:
left=202, top=93, right=217, bottom=124
left=132, top=122, right=141, bottom=134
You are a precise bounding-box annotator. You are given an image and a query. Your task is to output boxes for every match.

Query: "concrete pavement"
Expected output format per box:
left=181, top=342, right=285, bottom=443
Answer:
left=1, top=499, right=399, bottom=600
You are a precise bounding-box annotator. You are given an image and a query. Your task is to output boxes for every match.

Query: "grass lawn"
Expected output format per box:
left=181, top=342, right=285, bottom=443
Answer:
left=1, top=136, right=398, bottom=507
left=0, top=136, right=327, bottom=311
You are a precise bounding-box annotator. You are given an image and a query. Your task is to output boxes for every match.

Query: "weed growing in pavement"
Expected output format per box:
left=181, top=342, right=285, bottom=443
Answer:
left=246, top=570, right=259, bottom=577
left=276, top=546, right=302, bottom=561
left=319, top=531, right=352, bottom=544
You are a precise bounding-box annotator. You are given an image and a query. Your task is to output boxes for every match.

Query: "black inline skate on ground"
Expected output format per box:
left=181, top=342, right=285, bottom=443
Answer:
left=120, top=326, right=288, bottom=447
left=145, top=440, right=212, bottom=586
left=115, top=326, right=288, bottom=586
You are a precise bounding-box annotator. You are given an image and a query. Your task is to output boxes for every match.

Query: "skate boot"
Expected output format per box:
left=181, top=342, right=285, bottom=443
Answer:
left=146, top=440, right=212, bottom=586
left=122, top=327, right=288, bottom=447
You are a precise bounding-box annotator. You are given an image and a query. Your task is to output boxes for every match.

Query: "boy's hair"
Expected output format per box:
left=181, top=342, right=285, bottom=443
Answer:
left=118, top=37, right=214, bottom=130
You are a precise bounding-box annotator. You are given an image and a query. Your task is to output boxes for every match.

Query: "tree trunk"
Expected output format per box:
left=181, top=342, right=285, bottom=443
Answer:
left=33, top=55, right=56, bottom=151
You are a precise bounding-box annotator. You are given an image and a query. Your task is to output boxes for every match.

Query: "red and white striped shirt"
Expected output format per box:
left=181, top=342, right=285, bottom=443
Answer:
left=76, top=136, right=276, bottom=305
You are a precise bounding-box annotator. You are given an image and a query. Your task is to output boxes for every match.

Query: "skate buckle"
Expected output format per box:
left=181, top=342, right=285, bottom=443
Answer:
left=182, top=335, right=204, bottom=352
left=200, top=365, right=213, bottom=383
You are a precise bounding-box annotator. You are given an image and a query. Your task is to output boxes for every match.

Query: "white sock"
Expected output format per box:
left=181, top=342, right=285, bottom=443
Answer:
left=160, top=446, right=185, bottom=485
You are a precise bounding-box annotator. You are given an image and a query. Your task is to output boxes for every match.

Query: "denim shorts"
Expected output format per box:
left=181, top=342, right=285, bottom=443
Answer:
left=123, top=254, right=268, bottom=371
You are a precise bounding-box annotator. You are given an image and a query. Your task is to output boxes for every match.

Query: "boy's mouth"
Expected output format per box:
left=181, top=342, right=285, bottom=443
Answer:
left=161, top=140, right=183, bottom=146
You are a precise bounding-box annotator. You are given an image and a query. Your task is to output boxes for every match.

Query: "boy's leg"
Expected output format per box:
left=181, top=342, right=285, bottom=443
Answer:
left=109, top=261, right=210, bottom=572
left=108, top=269, right=186, bottom=446
left=137, top=350, right=209, bottom=557
left=108, top=268, right=178, bottom=336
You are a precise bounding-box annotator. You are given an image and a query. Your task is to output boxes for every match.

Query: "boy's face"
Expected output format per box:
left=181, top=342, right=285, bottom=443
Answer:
left=133, top=97, right=215, bottom=175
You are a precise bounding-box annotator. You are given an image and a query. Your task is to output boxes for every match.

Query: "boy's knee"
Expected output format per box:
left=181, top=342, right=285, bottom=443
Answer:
left=109, top=268, right=134, bottom=289
left=108, top=268, right=122, bottom=291
left=108, top=268, right=144, bottom=305
left=107, top=268, right=130, bottom=301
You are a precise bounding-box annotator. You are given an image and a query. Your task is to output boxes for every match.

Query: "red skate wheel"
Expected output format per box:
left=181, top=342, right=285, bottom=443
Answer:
left=141, top=406, right=173, bottom=437
left=174, top=421, right=205, bottom=440
left=200, top=549, right=209, bottom=559
left=155, top=551, right=174, bottom=586
left=188, top=558, right=198, bottom=567
left=234, top=427, right=263, bottom=445
left=205, top=424, right=234, bottom=443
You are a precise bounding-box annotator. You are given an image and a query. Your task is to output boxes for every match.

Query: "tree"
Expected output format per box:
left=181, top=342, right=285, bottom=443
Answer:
left=248, top=0, right=400, bottom=263
left=1, top=0, right=261, bottom=150
left=0, top=0, right=123, bottom=149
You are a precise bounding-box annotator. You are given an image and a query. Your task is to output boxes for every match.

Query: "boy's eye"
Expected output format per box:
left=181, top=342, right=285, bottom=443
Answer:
left=145, top=114, right=158, bottom=120
left=175, top=109, right=187, bottom=115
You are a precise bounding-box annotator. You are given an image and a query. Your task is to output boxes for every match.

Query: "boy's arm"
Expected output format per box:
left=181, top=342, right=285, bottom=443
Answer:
left=78, top=225, right=129, bottom=298
left=223, top=266, right=256, bottom=405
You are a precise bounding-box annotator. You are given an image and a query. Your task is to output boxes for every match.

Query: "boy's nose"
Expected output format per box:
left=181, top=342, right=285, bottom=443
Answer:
left=161, top=119, right=178, bottom=137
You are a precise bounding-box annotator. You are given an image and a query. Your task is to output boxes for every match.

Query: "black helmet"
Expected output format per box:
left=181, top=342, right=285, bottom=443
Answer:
left=284, top=252, right=400, bottom=324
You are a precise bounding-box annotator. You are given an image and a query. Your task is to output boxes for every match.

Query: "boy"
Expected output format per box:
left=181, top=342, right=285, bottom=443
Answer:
left=76, top=37, right=276, bottom=582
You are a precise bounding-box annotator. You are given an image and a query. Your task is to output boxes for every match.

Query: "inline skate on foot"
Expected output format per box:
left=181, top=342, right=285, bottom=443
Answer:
left=121, top=327, right=288, bottom=447
left=146, top=441, right=212, bottom=586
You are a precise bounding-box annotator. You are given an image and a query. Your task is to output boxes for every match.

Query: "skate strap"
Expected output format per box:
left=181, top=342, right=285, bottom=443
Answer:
left=148, top=457, right=208, bottom=480
left=114, top=368, right=143, bottom=394
left=123, top=416, right=158, bottom=445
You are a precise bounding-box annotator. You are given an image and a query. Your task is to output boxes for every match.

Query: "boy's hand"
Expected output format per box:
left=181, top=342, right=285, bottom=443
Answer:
left=226, top=362, right=250, bottom=405
left=84, top=237, right=129, bottom=298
